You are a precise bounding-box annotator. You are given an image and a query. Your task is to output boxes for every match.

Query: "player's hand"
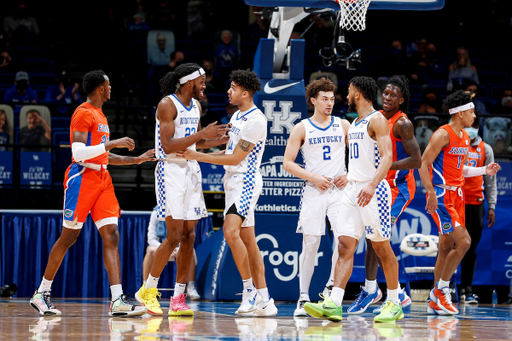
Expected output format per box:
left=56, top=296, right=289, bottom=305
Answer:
left=425, top=191, right=438, bottom=215
left=312, top=175, right=332, bottom=191
left=201, top=121, right=227, bottom=139
left=333, top=175, right=348, bottom=188
left=136, top=149, right=156, bottom=164
left=111, top=137, right=135, bottom=151
left=487, top=208, right=495, bottom=227
left=485, top=163, right=500, bottom=176
left=176, top=149, right=198, bottom=160
left=357, top=184, right=375, bottom=207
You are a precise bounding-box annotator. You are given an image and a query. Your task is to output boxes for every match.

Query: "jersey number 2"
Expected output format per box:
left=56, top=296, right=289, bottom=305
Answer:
left=323, top=146, right=331, bottom=160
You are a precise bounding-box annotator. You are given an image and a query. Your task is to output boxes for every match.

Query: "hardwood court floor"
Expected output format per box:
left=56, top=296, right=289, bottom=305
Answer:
left=1, top=298, right=512, bottom=340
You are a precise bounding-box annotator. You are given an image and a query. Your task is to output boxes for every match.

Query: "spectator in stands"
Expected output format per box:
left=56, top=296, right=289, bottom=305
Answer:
left=0, top=34, right=13, bottom=72
left=220, top=100, right=238, bottom=125
left=19, top=108, right=51, bottom=151
left=187, top=0, right=212, bottom=35
left=0, top=109, right=11, bottom=151
left=201, top=59, right=222, bottom=93
left=43, top=70, right=83, bottom=115
left=199, top=94, right=220, bottom=128
left=214, top=30, right=240, bottom=70
left=417, top=87, right=443, bottom=113
left=4, top=71, right=38, bottom=115
left=154, top=50, right=185, bottom=84
left=2, top=2, right=39, bottom=38
left=126, top=13, right=150, bottom=31
left=149, top=1, right=178, bottom=30
left=415, top=42, right=448, bottom=86
left=491, top=87, right=512, bottom=115
left=148, top=33, right=173, bottom=66
left=379, top=39, right=410, bottom=79
left=447, top=47, right=479, bottom=92
left=464, top=80, right=489, bottom=115
left=249, top=7, right=270, bottom=44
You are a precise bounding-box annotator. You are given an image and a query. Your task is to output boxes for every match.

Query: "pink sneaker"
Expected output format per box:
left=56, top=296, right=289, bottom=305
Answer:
left=169, top=294, right=194, bottom=316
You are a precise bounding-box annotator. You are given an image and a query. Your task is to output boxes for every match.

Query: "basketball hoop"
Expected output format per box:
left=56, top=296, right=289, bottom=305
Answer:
left=334, top=0, right=371, bottom=31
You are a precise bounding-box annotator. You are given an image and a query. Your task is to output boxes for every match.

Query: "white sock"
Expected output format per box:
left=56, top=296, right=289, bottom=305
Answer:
left=111, top=284, right=123, bottom=300
left=174, top=282, right=186, bottom=297
left=331, top=287, right=345, bottom=307
left=364, top=279, right=377, bottom=294
left=257, top=288, right=270, bottom=303
left=299, top=235, right=321, bottom=294
left=146, top=274, right=159, bottom=289
left=438, top=279, right=450, bottom=290
left=387, top=288, right=400, bottom=306
left=38, top=277, right=53, bottom=293
left=300, top=291, right=310, bottom=301
left=242, top=278, right=253, bottom=290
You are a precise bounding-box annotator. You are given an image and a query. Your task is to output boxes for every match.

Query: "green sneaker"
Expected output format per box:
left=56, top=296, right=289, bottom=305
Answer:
left=304, top=294, right=343, bottom=322
left=374, top=301, right=404, bottom=323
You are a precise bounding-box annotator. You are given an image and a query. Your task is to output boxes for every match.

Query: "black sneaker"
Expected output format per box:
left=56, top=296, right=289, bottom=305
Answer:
left=503, top=297, right=512, bottom=305
left=464, top=293, right=479, bottom=304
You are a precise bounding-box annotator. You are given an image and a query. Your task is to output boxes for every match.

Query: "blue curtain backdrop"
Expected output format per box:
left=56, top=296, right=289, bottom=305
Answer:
left=0, top=210, right=213, bottom=298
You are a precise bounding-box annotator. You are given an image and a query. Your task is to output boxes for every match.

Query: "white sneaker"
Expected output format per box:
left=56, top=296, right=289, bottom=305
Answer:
left=254, top=298, right=278, bottom=317
left=186, top=284, right=201, bottom=301
left=236, top=288, right=260, bottom=316
left=293, top=298, right=309, bottom=317
left=322, top=285, right=333, bottom=298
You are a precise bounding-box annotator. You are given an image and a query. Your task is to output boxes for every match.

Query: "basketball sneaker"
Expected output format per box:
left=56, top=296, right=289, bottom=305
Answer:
left=373, top=288, right=411, bottom=314
left=432, top=287, right=458, bottom=315
left=186, top=283, right=201, bottom=301
left=303, top=294, right=343, bottom=322
left=30, top=291, right=62, bottom=316
left=347, top=286, right=381, bottom=314
left=464, top=293, right=479, bottom=304
left=294, top=297, right=310, bottom=317
left=427, top=299, right=450, bottom=315
left=169, top=293, right=194, bottom=316
left=135, top=285, right=163, bottom=315
left=109, top=295, right=147, bottom=317
left=254, top=298, right=278, bottom=317
left=322, top=285, right=333, bottom=298
left=236, top=287, right=259, bottom=317
left=374, top=301, right=404, bottom=323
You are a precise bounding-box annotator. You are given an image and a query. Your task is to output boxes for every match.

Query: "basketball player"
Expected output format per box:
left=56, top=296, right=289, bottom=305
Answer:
left=418, top=90, right=500, bottom=315
left=348, top=75, right=421, bottom=315
left=304, top=76, right=404, bottom=323
left=30, top=70, right=154, bottom=317
left=136, top=63, right=228, bottom=316
left=282, top=77, right=350, bottom=317
left=177, top=69, right=278, bottom=317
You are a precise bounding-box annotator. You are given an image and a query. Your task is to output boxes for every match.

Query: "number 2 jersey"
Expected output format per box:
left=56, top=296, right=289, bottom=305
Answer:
left=155, top=94, right=200, bottom=163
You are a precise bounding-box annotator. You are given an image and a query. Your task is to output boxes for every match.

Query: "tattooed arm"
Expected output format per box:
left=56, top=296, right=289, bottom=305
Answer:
left=175, top=139, right=254, bottom=166
left=109, top=149, right=156, bottom=165
left=389, top=116, right=422, bottom=170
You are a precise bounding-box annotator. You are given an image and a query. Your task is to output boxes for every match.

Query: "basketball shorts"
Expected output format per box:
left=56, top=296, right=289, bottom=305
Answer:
left=223, top=171, right=263, bottom=227
left=336, top=180, right=392, bottom=242
left=389, top=180, right=415, bottom=228
left=63, top=163, right=120, bottom=230
left=430, top=185, right=465, bottom=234
left=155, top=160, right=207, bottom=221
left=296, top=183, right=345, bottom=236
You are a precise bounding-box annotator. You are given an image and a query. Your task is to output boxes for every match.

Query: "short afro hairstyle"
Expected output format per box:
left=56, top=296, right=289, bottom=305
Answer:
left=229, top=69, right=262, bottom=97
left=83, top=70, right=107, bottom=95
left=350, top=76, right=379, bottom=103
left=442, top=90, right=473, bottom=112
left=305, top=77, right=336, bottom=106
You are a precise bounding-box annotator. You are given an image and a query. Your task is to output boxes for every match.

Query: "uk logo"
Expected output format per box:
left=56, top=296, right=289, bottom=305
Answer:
left=364, top=226, right=374, bottom=235
left=262, top=100, right=301, bottom=134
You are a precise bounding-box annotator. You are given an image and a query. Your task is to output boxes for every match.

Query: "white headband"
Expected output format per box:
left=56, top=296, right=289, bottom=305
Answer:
left=179, top=68, right=205, bottom=84
left=449, top=102, right=474, bottom=115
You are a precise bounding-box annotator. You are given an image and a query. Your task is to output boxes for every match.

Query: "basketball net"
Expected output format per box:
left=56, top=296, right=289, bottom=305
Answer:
left=335, top=0, right=371, bottom=31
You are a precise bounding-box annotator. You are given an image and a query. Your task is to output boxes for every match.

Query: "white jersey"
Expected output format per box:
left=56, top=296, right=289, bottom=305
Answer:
left=301, top=116, right=347, bottom=180
left=346, top=111, right=383, bottom=182
left=155, top=94, right=200, bottom=163
left=224, top=106, right=267, bottom=173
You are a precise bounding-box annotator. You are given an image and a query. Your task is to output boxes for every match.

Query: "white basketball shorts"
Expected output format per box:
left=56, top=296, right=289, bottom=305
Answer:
left=155, top=160, right=207, bottom=221
left=223, top=171, right=263, bottom=227
left=336, top=180, right=391, bottom=242
left=297, top=183, right=345, bottom=236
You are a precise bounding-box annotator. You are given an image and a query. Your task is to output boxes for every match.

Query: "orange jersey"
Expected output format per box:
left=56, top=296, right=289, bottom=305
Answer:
left=463, top=140, right=486, bottom=205
left=382, top=110, right=415, bottom=189
left=70, top=102, right=110, bottom=165
left=430, top=124, right=470, bottom=188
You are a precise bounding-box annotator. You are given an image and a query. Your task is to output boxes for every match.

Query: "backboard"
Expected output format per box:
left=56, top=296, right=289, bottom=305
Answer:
left=244, top=0, right=445, bottom=11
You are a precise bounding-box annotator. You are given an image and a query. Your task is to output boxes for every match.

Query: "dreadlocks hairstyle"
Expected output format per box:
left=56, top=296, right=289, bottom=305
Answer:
left=385, top=75, right=410, bottom=113
left=83, top=70, right=107, bottom=95
left=305, top=77, right=336, bottom=107
left=349, top=76, right=379, bottom=103
left=229, top=69, right=262, bottom=97
left=159, top=63, right=202, bottom=97
left=442, top=90, right=473, bottom=112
